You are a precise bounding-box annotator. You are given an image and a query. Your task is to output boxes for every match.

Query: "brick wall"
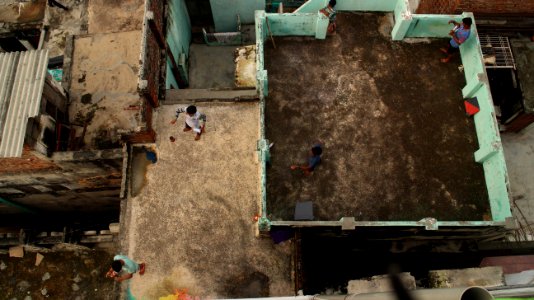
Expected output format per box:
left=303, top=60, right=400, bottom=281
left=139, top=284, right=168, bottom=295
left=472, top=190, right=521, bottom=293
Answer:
left=0, top=146, right=58, bottom=174
left=458, top=0, right=534, bottom=14
left=416, top=0, right=459, bottom=14
left=417, top=0, right=534, bottom=15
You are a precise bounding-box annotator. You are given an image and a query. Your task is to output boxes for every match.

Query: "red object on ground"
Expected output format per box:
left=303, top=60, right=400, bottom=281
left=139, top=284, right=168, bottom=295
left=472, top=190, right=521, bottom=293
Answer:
left=464, top=97, right=480, bottom=116
left=139, top=263, right=146, bottom=275
left=169, top=136, right=176, bottom=142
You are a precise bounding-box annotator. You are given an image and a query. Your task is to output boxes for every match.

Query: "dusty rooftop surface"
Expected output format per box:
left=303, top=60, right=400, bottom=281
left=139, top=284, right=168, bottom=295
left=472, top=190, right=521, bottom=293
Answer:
left=189, top=44, right=239, bottom=89
left=123, top=103, right=292, bottom=299
left=1, top=245, right=116, bottom=299
left=69, top=30, right=143, bottom=149
left=265, top=13, right=489, bottom=222
left=60, top=0, right=145, bottom=149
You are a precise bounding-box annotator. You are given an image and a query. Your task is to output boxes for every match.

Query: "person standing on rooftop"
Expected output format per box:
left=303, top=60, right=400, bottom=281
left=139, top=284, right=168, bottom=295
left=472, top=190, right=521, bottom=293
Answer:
left=170, top=105, right=207, bottom=141
left=440, top=17, right=473, bottom=63
left=320, top=0, right=337, bottom=34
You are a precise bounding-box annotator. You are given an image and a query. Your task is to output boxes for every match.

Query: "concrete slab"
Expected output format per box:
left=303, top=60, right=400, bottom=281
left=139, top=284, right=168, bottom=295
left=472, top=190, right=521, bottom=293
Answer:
left=501, top=124, right=534, bottom=226
left=165, top=88, right=258, bottom=103
left=87, top=0, right=144, bottom=34
left=189, top=44, right=238, bottom=89
left=69, top=31, right=143, bottom=149
left=122, top=103, right=292, bottom=298
left=428, top=266, right=504, bottom=288
left=511, top=38, right=534, bottom=114
left=265, top=13, right=488, bottom=221
left=347, top=273, right=416, bottom=295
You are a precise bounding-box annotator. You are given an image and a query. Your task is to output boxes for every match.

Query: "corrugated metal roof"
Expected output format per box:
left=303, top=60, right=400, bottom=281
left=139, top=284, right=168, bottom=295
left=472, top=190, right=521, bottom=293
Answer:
left=0, top=50, right=49, bottom=157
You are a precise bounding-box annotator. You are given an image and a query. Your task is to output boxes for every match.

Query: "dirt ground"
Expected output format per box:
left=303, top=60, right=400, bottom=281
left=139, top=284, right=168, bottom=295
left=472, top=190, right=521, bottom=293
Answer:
left=0, top=246, right=116, bottom=300
left=265, top=13, right=489, bottom=222
left=122, top=103, right=293, bottom=299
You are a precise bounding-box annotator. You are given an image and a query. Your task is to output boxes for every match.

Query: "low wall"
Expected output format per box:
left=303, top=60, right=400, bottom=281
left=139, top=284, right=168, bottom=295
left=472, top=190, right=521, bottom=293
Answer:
left=254, top=1, right=512, bottom=228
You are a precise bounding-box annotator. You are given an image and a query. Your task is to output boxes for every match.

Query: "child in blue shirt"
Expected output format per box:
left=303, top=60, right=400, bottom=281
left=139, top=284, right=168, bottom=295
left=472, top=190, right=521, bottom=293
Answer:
left=440, top=17, right=472, bottom=63
left=291, top=142, right=323, bottom=176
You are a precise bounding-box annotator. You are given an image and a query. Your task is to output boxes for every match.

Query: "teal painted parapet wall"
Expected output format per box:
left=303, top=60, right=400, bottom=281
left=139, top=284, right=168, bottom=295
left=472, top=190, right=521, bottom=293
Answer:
left=256, top=11, right=268, bottom=97
left=210, top=0, right=266, bottom=32
left=336, top=0, right=397, bottom=11
left=265, top=13, right=327, bottom=37
left=297, top=0, right=397, bottom=13
left=165, top=0, right=191, bottom=89
left=255, top=1, right=512, bottom=227
left=397, top=11, right=512, bottom=222
left=255, top=10, right=270, bottom=230
left=295, top=0, right=326, bottom=13
left=405, top=14, right=460, bottom=38
left=458, top=13, right=511, bottom=222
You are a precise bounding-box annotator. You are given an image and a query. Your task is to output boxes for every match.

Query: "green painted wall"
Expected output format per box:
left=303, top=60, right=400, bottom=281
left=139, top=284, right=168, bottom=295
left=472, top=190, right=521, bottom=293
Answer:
left=166, top=0, right=192, bottom=89
left=166, top=58, right=179, bottom=89
left=210, top=0, right=265, bottom=32
left=266, top=13, right=320, bottom=36
left=296, top=0, right=397, bottom=13
left=405, top=14, right=461, bottom=38
left=295, top=0, right=326, bottom=13
left=458, top=13, right=511, bottom=221
left=336, top=0, right=397, bottom=11
left=391, top=0, right=411, bottom=40
left=255, top=3, right=512, bottom=224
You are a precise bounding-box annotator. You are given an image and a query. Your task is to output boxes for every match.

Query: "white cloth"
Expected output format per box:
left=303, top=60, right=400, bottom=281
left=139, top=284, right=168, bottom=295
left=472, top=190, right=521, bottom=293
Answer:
left=185, top=111, right=203, bottom=131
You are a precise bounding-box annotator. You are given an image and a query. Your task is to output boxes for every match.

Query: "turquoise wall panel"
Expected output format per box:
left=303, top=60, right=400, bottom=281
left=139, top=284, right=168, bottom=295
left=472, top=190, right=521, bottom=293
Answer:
left=210, top=0, right=265, bottom=32
left=166, top=0, right=191, bottom=89
left=457, top=13, right=511, bottom=221
left=483, top=153, right=511, bottom=221
left=256, top=11, right=268, bottom=95
left=166, top=57, right=179, bottom=89
left=265, top=13, right=319, bottom=36
left=337, top=0, right=397, bottom=11
left=405, top=15, right=460, bottom=38
left=295, top=0, right=397, bottom=13
left=391, top=0, right=411, bottom=40
left=255, top=5, right=512, bottom=223
left=295, top=0, right=326, bottom=13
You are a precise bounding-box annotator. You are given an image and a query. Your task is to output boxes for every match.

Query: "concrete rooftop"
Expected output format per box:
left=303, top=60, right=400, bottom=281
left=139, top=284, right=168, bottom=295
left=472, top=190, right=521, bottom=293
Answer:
left=264, top=13, right=489, bottom=222
left=122, top=103, right=292, bottom=299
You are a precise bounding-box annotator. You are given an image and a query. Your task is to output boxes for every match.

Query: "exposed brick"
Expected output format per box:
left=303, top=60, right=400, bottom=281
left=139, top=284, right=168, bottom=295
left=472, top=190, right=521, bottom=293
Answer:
left=0, top=146, right=58, bottom=174
left=417, top=0, right=534, bottom=15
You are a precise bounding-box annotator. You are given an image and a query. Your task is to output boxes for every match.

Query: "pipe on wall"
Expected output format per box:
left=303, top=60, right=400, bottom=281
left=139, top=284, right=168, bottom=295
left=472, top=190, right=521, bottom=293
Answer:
left=220, top=287, right=494, bottom=300
left=319, top=287, right=493, bottom=300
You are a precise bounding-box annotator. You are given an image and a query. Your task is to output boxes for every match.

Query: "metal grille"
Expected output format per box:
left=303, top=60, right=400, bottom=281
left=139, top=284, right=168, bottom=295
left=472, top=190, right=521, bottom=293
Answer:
left=479, top=34, right=516, bottom=69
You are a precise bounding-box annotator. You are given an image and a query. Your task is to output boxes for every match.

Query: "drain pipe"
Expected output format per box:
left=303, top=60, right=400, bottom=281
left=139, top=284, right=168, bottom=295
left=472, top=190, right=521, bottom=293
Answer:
left=38, top=26, right=47, bottom=50
left=218, top=287, right=493, bottom=300
left=219, top=297, right=315, bottom=300
left=318, top=287, right=493, bottom=300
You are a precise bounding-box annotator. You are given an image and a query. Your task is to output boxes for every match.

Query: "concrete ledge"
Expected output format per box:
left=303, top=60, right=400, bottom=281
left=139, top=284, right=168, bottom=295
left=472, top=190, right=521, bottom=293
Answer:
left=348, top=273, right=416, bottom=294
left=164, top=88, right=258, bottom=104
left=429, top=266, right=504, bottom=288
left=51, top=149, right=123, bottom=161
